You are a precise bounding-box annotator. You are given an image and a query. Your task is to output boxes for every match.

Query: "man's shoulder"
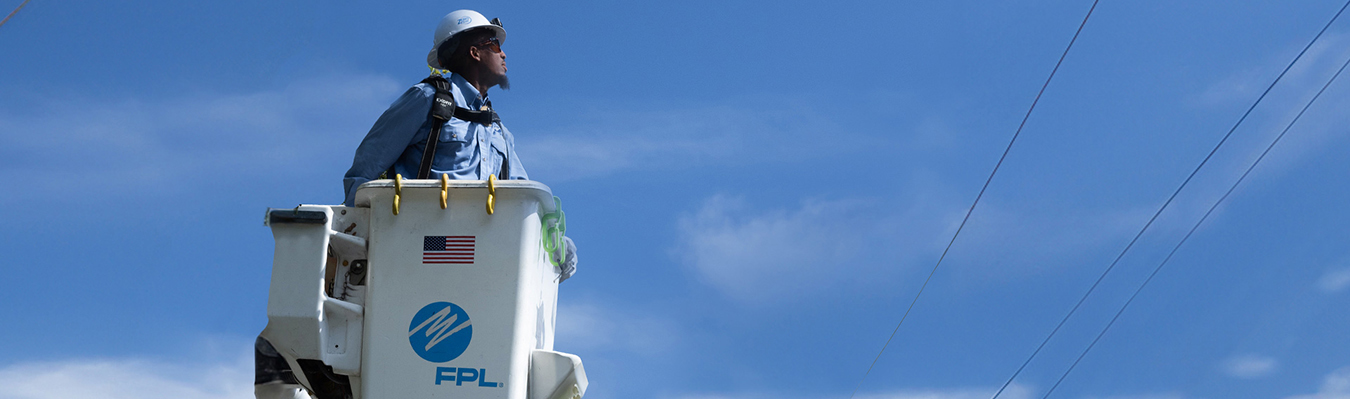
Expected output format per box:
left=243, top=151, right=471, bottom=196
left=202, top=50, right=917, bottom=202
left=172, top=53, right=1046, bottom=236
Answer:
left=383, top=81, right=437, bottom=111
left=409, top=74, right=472, bottom=105
left=407, top=81, right=438, bottom=97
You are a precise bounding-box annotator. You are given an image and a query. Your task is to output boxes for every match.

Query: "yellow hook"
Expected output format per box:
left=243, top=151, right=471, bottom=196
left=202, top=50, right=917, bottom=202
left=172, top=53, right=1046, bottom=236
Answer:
left=393, top=174, right=403, bottom=215
left=440, top=174, right=449, bottom=209
left=486, top=174, right=497, bottom=215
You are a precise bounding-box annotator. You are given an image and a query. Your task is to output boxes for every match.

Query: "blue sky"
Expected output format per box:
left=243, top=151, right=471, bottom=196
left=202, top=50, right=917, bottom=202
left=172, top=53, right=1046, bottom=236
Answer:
left=2, top=1, right=1350, bottom=398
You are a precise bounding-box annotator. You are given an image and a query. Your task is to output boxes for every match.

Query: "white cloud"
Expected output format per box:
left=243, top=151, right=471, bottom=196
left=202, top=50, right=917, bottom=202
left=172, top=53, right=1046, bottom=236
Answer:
left=662, top=393, right=780, bottom=399
left=673, top=188, right=1161, bottom=304
left=1319, top=267, right=1350, bottom=293
left=555, top=301, right=679, bottom=355
left=0, top=73, right=401, bottom=201
left=520, top=132, right=713, bottom=180
left=675, top=195, right=893, bottom=304
left=1194, top=33, right=1350, bottom=107
left=1195, top=66, right=1270, bottom=106
left=854, top=385, right=1032, bottom=399
left=1284, top=366, right=1350, bottom=399
left=514, top=98, right=863, bottom=182
left=952, top=201, right=1156, bottom=274
left=0, top=356, right=253, bottom=399
left=1188, top=32, right=1350, bottom=190
left=1222, top=354, right=1279, bottom=379
left=662, top=384, right=1033, bottom=399
left=1082, top=395, right=1186, bottom=399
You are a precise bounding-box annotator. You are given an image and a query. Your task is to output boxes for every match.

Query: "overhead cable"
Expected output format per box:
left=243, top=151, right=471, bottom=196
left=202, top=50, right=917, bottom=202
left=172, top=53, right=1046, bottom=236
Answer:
left=847, top=1, right=1103, bottom=398
left=989, top=1, right=1350, bottom=398
left=1040, top=33, right=1350, bottom=399
left=0, top=0, right=31, bottom=29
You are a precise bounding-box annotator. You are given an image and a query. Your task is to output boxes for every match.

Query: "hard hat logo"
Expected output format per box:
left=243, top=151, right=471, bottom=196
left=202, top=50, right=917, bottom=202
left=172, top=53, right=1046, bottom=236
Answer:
left=408, top=301, right=474, bottom=363
left=456, top=16, right=471, bottom=25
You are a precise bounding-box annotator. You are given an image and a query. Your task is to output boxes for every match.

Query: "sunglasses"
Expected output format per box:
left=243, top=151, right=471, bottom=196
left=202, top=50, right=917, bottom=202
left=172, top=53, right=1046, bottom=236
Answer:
left=473, top=37, right=502, bottom=53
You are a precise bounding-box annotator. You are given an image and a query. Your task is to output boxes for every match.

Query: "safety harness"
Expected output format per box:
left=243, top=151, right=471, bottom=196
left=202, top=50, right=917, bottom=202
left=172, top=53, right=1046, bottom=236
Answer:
left=413, top=74, right=501, bottom=180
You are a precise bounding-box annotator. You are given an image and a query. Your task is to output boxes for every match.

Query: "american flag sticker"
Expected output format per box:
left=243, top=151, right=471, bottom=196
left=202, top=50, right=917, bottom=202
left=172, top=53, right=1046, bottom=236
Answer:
left=423, top=236, right=475, bottom=264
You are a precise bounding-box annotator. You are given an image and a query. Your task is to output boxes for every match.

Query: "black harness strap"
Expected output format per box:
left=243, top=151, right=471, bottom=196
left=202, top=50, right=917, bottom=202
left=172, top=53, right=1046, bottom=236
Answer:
left=415, top=75, right=500, bottom=180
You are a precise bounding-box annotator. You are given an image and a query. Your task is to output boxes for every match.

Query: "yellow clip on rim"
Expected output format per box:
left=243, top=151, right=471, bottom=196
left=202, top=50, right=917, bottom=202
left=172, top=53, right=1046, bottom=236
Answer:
left=486, top=174, right=497, bottom=215
left=440, top=174, right=449, bottom=209
left=393, top=174, right=403, bottom=215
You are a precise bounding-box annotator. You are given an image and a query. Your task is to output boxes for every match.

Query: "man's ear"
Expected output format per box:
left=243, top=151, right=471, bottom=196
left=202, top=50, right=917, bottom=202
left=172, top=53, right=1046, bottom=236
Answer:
left=468, top=45, right=482, bottom=63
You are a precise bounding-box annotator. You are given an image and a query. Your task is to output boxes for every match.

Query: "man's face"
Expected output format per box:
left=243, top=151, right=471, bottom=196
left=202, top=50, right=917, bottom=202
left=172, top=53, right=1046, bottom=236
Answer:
left=470, top=35, right=508, bottom=88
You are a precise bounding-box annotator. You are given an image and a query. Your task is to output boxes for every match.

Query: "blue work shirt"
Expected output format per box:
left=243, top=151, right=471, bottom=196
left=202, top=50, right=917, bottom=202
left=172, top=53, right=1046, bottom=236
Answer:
left=343, top=73, right=528, bottom=206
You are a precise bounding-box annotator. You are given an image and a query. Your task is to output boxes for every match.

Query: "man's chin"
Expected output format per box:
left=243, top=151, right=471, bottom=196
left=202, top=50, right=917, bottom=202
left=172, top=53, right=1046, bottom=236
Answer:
left=498, top=74, right=510, bottom=90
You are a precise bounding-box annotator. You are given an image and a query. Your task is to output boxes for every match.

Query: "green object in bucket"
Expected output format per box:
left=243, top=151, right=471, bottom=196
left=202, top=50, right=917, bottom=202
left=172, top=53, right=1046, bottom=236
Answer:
left=541, top=196, right=566, bottom=266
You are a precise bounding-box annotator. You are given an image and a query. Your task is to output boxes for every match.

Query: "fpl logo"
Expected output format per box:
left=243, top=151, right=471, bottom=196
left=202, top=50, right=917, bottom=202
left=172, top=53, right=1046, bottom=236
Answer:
left=408, top=302, right=502, bottom=388
left=408, top=302, right=473, bottom=363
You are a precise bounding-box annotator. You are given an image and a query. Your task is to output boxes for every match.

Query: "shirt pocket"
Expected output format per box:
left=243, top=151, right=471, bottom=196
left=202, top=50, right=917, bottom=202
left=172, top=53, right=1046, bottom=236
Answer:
left=437, top=120, right=473, bottom=145
left=434, top=121, right=475, bottom=170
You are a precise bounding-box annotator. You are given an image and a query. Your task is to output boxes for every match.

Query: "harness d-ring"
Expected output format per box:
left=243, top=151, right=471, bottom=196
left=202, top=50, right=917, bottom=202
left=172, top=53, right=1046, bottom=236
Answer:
left=486, top=174, right=497, bottom=215
left=392, top=174, right=403, bottom=215
left=440, top=174, right=449, bottom=209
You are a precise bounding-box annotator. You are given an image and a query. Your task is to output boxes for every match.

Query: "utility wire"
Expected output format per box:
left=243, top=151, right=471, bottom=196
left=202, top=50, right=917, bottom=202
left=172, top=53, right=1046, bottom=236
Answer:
left=0, top=0, right=31, bottom=29
left=847, top=1, right=1102, bottom=398
left=989, top=1, right=1350, bottom=398
left=1040, top=36, right=1350, bottom=399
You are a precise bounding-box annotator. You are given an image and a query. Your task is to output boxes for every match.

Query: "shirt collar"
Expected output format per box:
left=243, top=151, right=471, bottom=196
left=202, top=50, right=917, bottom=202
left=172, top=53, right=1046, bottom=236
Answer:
left=448, top=72, right=488, bottom=109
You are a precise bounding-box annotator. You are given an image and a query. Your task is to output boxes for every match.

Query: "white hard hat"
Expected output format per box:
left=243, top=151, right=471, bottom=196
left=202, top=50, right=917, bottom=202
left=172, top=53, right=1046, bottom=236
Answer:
left=427, top=9, right=507, bottom=69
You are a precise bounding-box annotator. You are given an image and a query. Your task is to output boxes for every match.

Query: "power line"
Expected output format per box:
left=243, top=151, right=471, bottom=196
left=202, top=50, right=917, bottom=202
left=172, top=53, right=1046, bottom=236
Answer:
left=0, top=0, right=31, bottom=30
left=1040, top=32, right=1350, bottom=399
left=847, top=1, right=1103, bottom=397
left=989, top=1, right=1350, bottom=398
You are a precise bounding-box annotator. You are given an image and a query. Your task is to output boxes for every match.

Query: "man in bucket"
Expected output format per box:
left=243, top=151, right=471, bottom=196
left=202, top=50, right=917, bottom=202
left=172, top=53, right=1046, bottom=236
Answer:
left=255, top=10, right=575, bottom=399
